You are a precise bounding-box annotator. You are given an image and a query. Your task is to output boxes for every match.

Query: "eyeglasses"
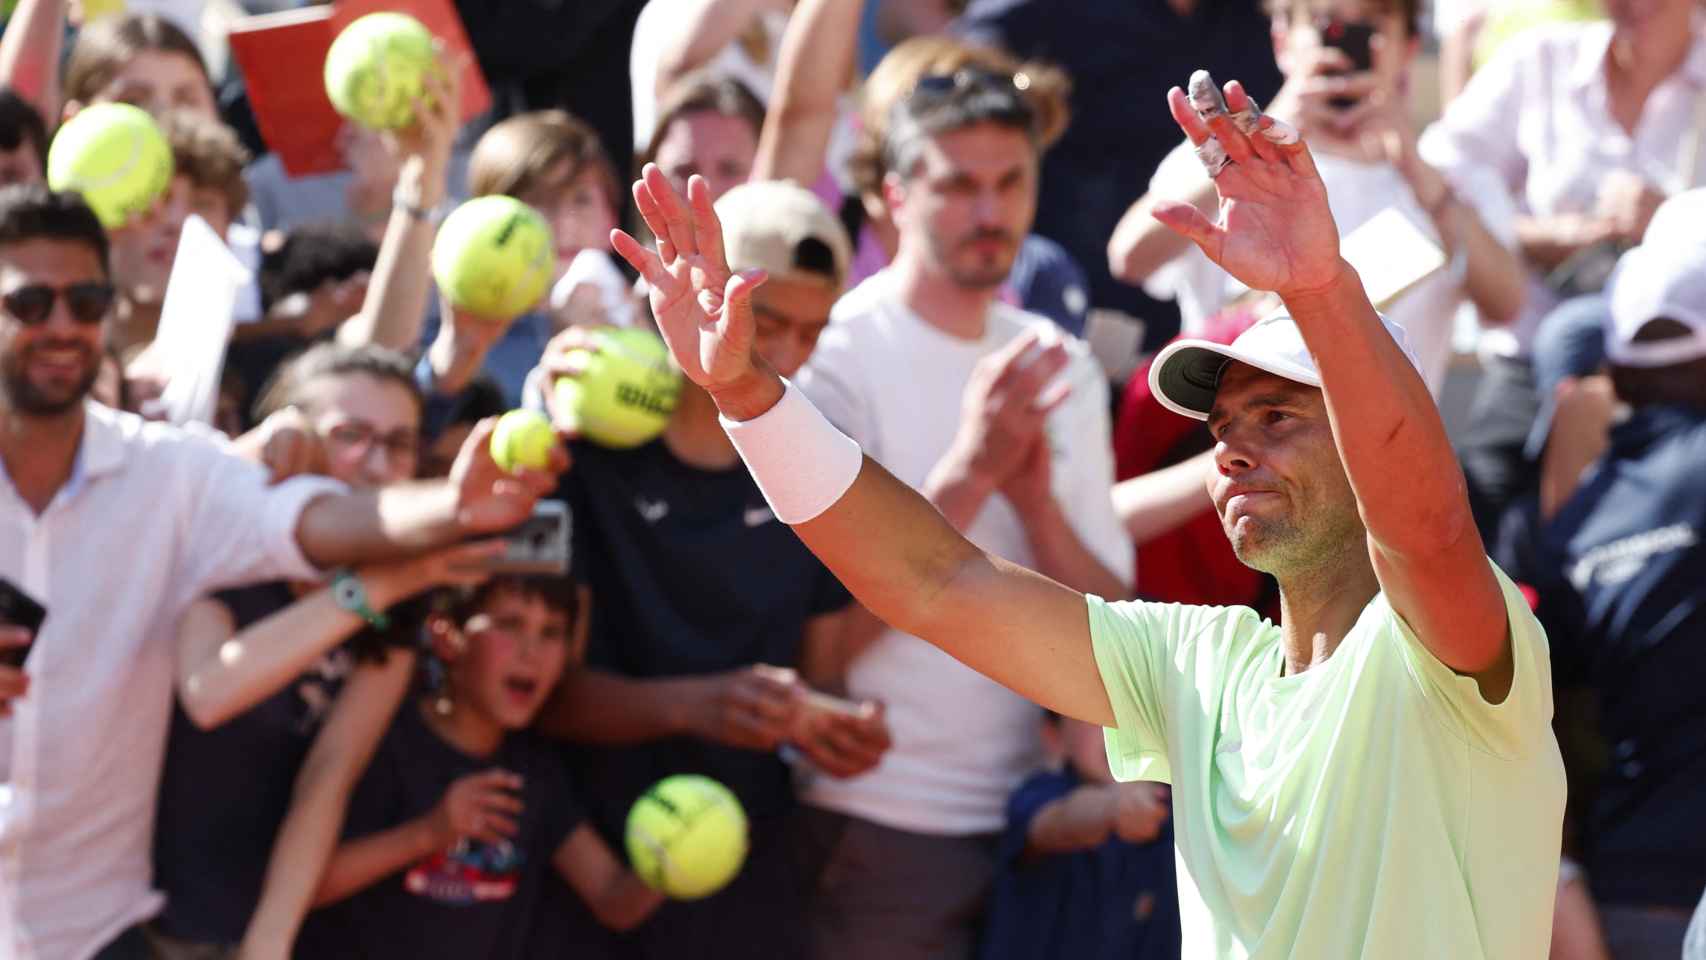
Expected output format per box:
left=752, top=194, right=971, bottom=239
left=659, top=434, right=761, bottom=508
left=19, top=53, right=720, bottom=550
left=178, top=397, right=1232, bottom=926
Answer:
left=1, top=282, right=117, bottom=326
left=323, top=421, right=420, bottom=462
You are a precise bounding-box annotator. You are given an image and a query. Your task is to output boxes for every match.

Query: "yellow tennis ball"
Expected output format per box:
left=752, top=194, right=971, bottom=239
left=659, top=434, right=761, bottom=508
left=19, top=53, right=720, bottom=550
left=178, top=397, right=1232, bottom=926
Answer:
left=626, top=774, right=748, bottom=900
left=323, top=12, right=438, bottom=131
left=432, top=196, right=557, bottom=319
left=46, top=103, right=173, bottom=229
left=553, top=327, right=681, bottom=449
left=489, top=409, right=556, bottom=473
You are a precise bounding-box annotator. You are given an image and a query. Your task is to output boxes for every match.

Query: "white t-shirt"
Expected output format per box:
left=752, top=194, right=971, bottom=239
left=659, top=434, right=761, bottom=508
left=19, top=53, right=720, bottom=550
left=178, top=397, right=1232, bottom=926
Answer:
left=0, top=404, right=340, bottom=960
left=1419, top=19, right=1706, bottom=355
left=1144, top=143, right=1518, bottom=396
left=795, top=270, right=1134, bottom=836
left=629, top=0, right=788, bottom=149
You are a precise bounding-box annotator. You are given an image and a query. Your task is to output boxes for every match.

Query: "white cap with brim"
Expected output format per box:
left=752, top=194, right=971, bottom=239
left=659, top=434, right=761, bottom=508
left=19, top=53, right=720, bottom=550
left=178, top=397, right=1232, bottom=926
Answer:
left=1605, top=242, right=1706, bottom=368
left=1150, top=310, right=1423, bottom=420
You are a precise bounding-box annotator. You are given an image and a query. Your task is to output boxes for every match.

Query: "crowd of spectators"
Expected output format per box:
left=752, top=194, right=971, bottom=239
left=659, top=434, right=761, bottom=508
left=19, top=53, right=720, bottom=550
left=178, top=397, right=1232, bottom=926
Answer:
left=0, top=0, right=1702, bottom=958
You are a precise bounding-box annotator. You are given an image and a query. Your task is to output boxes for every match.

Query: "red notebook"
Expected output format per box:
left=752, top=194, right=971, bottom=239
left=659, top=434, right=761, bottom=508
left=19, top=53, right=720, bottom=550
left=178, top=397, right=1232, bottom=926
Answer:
left=228, top=0, right=491, bottom=178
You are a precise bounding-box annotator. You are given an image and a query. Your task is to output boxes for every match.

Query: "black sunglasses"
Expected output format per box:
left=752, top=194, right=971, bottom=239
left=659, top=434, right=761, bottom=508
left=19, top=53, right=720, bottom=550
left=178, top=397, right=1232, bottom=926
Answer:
left=1, top=282, right=117, bottom=326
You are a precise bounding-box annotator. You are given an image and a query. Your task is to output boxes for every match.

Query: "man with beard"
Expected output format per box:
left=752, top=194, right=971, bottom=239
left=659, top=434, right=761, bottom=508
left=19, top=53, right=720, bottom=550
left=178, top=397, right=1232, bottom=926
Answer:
left=0, top=185, right=563, bottom=960
left=612, top=68, right=1565, bottom=959
left=783, top=66, right=1133, bottom=959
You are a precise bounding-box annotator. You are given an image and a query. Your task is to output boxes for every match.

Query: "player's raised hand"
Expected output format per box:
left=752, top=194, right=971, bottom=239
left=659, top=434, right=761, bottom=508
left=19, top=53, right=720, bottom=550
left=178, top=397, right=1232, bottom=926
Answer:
left=611, top=166, right=768, bottom=396
left=1150, top=70, right=1343, bottom=299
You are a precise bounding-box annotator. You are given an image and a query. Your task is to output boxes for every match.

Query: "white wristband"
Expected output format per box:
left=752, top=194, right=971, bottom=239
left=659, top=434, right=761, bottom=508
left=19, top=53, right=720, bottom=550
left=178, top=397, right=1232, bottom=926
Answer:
left=720, top=379, right=863, bottom=524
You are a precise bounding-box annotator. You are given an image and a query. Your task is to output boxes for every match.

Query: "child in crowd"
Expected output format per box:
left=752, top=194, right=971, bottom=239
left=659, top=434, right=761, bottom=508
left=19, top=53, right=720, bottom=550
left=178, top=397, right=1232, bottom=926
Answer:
left=979, top=714, right=1180, bottom=960
left=420, top=108, right=626, bottom=413
left=295, top=577, right=663, bottom=959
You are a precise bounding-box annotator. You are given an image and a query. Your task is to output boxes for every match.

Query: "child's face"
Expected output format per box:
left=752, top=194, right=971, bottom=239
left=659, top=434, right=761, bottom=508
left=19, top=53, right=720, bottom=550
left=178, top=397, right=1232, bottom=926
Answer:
left=516, top=162, right=618, bottom=275
left=88, top=50, right=217, bottom=120
left=453, top=588, right=571, bottom=731
left=108, top=174, right=234, bottom=306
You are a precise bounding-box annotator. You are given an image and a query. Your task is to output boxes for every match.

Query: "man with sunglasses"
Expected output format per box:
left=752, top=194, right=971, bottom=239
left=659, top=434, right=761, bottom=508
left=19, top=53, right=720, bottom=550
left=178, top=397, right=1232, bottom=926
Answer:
left=772, top=66, right=1132, bottom=959
left=0, top=184, right=565, bottom=960
left=612, top=67, right=1566, bottom=960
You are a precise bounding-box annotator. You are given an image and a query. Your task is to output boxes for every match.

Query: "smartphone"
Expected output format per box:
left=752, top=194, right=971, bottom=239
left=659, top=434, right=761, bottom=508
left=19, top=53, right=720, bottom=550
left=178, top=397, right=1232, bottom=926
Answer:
left=483, top=500, right=572, bottom=575
left=1318, top=17, right=1376, bottom=110
left=800, top=689, right=870, bottom=720
left=0, top=578, right=46, bottom=669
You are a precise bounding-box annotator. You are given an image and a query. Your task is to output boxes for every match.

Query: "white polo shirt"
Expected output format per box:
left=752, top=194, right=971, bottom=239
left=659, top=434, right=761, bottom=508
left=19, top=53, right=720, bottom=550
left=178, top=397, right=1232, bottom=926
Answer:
left=0, top=402, right=341, bottom=960
left=1419, top=18, right=1706, bottom=356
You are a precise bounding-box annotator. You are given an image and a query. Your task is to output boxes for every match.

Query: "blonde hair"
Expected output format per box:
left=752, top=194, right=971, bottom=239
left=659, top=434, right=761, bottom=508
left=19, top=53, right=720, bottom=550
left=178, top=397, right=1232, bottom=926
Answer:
left=849, top=36, right=1070, bottom=199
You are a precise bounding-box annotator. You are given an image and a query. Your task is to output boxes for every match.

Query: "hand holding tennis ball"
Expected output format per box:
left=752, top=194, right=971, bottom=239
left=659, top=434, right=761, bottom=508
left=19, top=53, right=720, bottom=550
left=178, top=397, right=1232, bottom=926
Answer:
left=548, top=327, right=682, bottom=449
left=490, top=410, right=558, bottom=474
left=46, top=103, right=173, bottom=229
left=324, top=12, right=440, bottom=131
left=626, top=775, right=748, bottom=900
left=432, top=196, right=558, bottom=319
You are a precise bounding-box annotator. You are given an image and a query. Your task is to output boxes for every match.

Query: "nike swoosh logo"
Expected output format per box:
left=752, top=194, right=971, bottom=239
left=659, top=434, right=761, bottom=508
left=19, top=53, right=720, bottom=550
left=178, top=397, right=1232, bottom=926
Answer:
left=743, top=506, right=775, bottom=527
left=635, top=498, right=669, bottom=523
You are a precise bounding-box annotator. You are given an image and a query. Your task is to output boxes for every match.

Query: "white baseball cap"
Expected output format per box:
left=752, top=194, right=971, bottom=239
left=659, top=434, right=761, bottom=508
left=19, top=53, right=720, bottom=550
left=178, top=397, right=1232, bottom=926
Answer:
left=1150, top=310, right=1422, bottom=420
left=713, top=180, right=852, bottom=290
left=1605, top=241, right=1706, bottom=368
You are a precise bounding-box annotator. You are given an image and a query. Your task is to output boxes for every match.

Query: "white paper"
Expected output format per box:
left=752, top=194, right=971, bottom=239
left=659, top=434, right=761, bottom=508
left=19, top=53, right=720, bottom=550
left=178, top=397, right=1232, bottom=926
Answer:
left=1341, top=207, right=1448, bottom=311
left=550, top=248, right=638, bottom=328
left=152, top=214, right=251, bottom=427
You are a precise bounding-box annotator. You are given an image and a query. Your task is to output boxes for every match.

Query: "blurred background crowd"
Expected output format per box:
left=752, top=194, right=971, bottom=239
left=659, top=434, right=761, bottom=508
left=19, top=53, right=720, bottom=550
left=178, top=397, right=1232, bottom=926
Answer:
left=0, top=0, right=1703, bottom=958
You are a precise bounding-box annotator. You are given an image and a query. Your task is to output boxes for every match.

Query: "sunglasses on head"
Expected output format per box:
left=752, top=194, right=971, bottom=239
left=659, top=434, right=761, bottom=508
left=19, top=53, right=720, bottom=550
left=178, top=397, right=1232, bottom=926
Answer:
left=910, top=66, right=1033, bottom=101
left=1, top=282, right=117, bottom=326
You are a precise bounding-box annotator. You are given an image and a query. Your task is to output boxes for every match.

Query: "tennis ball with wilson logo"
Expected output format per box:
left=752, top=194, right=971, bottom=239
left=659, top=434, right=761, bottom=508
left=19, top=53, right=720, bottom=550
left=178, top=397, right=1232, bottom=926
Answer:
left=432, top=196, right=556, bottom=318
left=554, top=327, right=682, bottom=449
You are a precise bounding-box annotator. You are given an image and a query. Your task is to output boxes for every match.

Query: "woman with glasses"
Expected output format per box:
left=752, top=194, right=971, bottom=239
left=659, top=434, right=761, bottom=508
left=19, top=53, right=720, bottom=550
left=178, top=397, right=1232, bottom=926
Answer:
left=146, top=343, right=501, bottom=960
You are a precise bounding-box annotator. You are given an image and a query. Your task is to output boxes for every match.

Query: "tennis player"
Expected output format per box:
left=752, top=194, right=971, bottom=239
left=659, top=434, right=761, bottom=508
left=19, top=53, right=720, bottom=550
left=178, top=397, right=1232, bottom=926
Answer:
left=610, top=69, right=1566, bottom=959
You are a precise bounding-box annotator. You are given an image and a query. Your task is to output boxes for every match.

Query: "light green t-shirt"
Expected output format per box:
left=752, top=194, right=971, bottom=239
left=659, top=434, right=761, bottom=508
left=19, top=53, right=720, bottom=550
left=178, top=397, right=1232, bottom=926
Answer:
left=1090, top=562, right=1566, bottom=959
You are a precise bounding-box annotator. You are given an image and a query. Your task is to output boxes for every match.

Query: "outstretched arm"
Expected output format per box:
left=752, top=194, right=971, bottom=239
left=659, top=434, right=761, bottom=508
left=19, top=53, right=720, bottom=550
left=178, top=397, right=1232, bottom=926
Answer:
left=609, top=165, right=1117, bottom=727
left=1151, top=73, right=1509, bottom=698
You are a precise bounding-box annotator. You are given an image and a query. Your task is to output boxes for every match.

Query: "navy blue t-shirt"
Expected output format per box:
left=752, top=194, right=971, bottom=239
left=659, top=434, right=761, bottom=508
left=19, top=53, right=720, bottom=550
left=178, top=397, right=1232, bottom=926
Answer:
left=1527, top=407, right=1706, bottom=908
left=153, top=582, right=351, bottom=944
left=296, top=703, right=584, bottom=959
left=979, top=769, right=1180, bottom=960
left=540, top=438, right=849, bottom=958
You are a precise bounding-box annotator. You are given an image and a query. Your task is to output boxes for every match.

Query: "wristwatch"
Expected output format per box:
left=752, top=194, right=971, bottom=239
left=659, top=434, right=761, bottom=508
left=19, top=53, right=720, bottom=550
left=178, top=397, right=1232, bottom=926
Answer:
left=331, top=570, right=390, bottom=630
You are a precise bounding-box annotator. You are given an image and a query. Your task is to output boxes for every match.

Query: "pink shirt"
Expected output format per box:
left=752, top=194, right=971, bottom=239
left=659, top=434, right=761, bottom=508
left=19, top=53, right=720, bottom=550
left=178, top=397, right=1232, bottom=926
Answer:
left=1420, top=18, right=1706, bottom=355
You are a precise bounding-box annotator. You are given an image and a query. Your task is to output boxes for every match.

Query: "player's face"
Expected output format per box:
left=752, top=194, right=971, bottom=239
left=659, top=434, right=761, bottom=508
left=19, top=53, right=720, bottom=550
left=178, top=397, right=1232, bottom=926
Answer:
left=0, top=239, right=111, bottom=417
left=1205, top=364, right=1363, bottom=576
left=888, top=122, right=1037, bottom=291
left=750, top=277, right=837, bottom=378
left=456, top=589, right=571, bottom=731
left=298, top=372, right=422, bottom=488
left=654, top=109, right=758, bottom=204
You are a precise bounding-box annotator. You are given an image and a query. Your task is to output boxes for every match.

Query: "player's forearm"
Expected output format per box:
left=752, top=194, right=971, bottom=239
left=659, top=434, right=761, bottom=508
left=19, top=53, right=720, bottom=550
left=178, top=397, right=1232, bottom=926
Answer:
left=1281, top=262, right=1472, bottom=556
left=339, top=158, right=444, bottom=352
left=314, top=817, right=439, bottom=907
left=294, top=483, right=461, bottom=569
left=1025, top=785, right=1117, bottom=857
left=751, top=0, right=863, bottom=184
left=0, top=0, right=64, bottom=119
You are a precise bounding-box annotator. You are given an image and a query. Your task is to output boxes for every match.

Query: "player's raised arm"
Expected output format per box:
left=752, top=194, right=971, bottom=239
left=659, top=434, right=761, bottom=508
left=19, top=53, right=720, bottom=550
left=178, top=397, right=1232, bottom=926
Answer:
left=610, top=165, right=1115, bottom=727
left=1150, top=72, right=1509, bottom=696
